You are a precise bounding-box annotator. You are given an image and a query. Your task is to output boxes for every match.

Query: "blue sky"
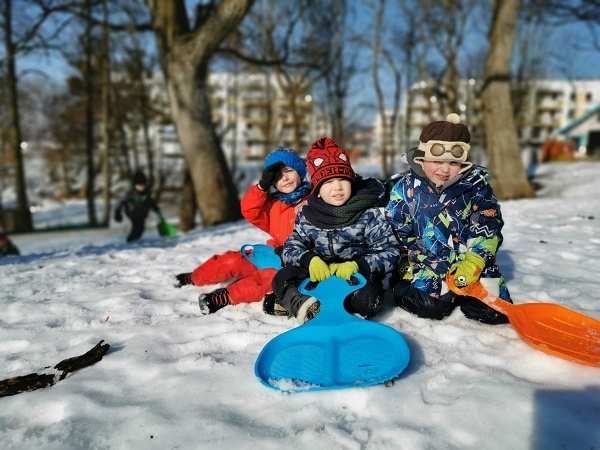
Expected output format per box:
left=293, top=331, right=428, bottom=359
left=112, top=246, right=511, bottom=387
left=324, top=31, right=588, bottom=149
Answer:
left=14, top=1, right=600, bottom=126
left=16, top=1, right=600, bottom=82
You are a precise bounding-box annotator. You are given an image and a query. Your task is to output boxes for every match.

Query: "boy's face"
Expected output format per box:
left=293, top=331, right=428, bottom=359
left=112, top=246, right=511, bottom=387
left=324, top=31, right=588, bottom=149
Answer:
left=422, top=160, right=462, bottom=187
left=318, top=178, right=352, bottom=206
left=134, top=183, right=146, bottom=191
left=274, top=167, right=301, bottom=194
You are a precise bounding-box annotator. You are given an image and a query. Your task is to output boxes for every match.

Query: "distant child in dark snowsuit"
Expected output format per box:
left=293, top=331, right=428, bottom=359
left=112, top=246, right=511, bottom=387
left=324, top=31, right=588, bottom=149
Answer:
left=175, top=148, right=311, bottom=315
left=270, top=138, right=401, bottom=323
left=385, top=113, right=511, bottom=324
left=0, top=228, right=20, bottom=257
left=114, top=171, right=162, bottom=243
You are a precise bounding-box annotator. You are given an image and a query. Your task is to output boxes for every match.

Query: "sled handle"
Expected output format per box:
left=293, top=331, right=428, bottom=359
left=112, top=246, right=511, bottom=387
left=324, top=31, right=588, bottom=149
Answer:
left=240, top=244, right=282, bottom=270
left=298, top=273, right=366, bottom=299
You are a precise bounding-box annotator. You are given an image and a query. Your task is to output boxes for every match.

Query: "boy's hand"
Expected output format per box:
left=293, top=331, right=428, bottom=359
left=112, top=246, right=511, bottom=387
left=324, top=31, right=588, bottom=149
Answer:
left=114, top=210, right=123, bottom=223
left=258, top=162, right=285, bottom=191
left=309, top=256, right=331, bottom=282
left=329, top=261, right=358, bottom=280
left=450, top=252, right=485, bottom=286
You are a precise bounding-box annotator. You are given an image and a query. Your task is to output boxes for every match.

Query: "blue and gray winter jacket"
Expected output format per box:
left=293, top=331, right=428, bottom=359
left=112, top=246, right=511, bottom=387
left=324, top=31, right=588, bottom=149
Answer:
left=385, top=150, right=510, bottom=301
left=282, top=177, right=401, bottom=279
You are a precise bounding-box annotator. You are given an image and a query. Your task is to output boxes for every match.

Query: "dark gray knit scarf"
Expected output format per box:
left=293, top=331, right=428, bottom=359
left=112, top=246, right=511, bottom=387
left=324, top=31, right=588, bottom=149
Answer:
left=303, top=177, right=384, bottom=229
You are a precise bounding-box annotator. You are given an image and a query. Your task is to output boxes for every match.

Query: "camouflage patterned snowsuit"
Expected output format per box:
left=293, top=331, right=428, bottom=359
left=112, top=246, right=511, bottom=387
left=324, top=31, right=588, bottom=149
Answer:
left=274, top=177, right=401, bottom=319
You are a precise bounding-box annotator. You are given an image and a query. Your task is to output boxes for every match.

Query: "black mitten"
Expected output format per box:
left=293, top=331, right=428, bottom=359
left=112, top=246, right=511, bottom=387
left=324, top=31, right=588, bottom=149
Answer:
left=175, top=273, right=193, bottom=287
left=258, top=162, right=285, bottom=191
left=114, top=210, right=123, bottom=223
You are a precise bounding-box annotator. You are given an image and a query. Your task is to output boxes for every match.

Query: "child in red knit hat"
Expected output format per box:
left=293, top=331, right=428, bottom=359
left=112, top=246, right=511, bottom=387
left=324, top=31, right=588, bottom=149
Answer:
left=269, top=137, right=400, bottom=323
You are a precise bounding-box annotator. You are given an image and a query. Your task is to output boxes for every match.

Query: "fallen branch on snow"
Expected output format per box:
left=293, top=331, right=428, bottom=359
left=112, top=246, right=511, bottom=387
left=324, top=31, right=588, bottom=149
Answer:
left=0, top=340, right=110, bottom=398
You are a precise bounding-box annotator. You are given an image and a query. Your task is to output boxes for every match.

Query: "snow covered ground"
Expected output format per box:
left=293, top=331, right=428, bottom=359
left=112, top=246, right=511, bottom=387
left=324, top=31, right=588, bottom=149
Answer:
left=1, top=161, right=600, bottom=450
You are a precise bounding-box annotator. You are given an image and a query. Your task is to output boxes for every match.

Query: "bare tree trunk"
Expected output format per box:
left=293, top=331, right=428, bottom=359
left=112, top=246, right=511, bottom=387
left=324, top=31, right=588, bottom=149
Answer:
left=146, top=0, right=253, bottom=229
left=383, top=51, right=402, bottom=173
left=101, top=0, right=111, bottom=226
left=131, top=127, right=140, bottom=171
left=142, top=111, right=154, bottom=188
left=259, top=72, right=275, bottom=155
left=84, top=0, right=97, bottom=225
left=2, top=0, right=32, bottom=231
left=60, top=150, right=72, bottom=198
left=166, top=56, right=241, bottom=227
left=179, top=167, right=197, bottom=232
left=371, top=0, right=390, bottom=177
left=481, top=0, right=534, bottom=199
left=286, top=85, right=303, bottom=151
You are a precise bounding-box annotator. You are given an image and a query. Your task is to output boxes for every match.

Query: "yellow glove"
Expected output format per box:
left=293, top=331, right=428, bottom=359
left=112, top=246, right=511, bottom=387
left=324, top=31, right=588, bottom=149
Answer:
left=450, top=252, right=485, bottom=286
left=309, top=256, right=331, bottom=282
left=329, top=261, right=359, bottom=281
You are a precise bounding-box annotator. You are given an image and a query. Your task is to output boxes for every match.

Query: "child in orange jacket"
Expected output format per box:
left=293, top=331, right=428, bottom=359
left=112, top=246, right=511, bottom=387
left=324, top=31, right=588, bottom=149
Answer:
left=175, top=147, right=311, bottom=314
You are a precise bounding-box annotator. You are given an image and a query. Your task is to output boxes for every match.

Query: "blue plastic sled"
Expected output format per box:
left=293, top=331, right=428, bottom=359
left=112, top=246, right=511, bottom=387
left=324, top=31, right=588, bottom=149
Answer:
left=255, top=274, right=410, bottom=393
left=241, top=244, right=282, bottom=270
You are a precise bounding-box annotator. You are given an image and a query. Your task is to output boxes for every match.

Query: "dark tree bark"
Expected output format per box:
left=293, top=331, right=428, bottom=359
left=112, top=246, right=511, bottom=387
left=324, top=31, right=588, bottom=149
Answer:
left=481, top=0, right=534, bottom=200
left=2, top=0, right=32, bottom=231
left=145, top=0, right=255, bottom=229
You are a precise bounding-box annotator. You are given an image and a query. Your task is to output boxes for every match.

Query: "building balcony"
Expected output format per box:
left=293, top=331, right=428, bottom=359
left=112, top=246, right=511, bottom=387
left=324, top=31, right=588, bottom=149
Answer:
left=536, top=102, right=563, bottom=111
left=532, top=120, right=558, bottom=129
left=244, top=116, right=267, bottom=125
left=409, top=103, right=433, bottom=111
left=243, top=97, right=269, bottom=106
left=408, top=119, right=432, bottom=128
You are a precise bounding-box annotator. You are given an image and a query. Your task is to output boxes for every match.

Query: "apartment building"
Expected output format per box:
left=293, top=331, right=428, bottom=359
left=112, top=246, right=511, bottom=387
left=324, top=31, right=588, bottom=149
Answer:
left=209, top=72, right=326, bottom=160
left=151, top=72, right=600, bottom=168
left=372, top=78, right=600, bottom=166
left=149, top=71, right=328, bottom=164
left=522, top=79, right=600, bottom=150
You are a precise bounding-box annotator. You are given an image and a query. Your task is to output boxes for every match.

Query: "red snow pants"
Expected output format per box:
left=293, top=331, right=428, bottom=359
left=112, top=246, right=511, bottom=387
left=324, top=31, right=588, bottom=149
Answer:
left=190, top=250, right=278, bottom=305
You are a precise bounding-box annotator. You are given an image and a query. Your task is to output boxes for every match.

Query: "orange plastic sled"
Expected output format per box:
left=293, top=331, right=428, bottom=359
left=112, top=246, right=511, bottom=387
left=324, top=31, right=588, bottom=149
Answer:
left=446, top=274, right=600, bottom=367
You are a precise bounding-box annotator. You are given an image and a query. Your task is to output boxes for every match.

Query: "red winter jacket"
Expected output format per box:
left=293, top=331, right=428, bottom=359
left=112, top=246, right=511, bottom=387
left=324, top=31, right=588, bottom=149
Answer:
left=241, top=185, right=308, bottom=247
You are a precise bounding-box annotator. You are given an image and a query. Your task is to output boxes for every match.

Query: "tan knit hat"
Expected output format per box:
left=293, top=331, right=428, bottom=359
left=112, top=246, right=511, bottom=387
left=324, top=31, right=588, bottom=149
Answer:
left=414, top=113, right=472, bottom=171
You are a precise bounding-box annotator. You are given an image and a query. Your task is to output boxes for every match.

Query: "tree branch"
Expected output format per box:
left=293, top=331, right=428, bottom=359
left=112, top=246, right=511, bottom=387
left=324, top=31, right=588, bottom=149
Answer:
left=0, top=340, right=110, bottom=397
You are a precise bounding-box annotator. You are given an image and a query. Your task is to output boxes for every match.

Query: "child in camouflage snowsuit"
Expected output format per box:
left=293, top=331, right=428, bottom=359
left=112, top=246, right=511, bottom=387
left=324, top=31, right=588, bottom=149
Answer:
left=271, top=137, right=401, bottom=323
left=114, top=171, right=162, bottom=243
left=385, top=113, right=511, bottom=324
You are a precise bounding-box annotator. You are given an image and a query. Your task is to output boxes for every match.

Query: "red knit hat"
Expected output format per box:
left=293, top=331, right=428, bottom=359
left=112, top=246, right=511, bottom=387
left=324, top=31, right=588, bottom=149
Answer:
left=307, top=137, right=355, bottom=190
